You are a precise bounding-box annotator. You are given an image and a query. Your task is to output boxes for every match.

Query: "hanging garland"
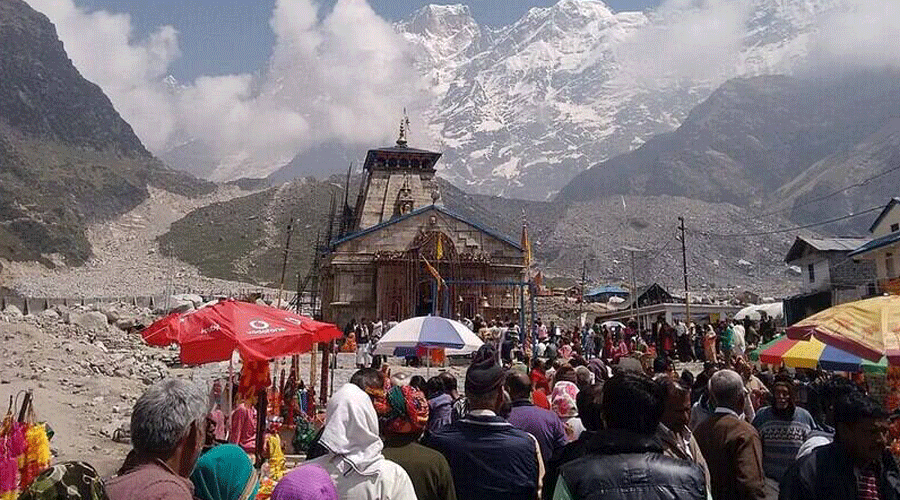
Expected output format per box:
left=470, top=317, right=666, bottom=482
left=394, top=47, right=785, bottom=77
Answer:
left=0, top=393, right=51, bottom=498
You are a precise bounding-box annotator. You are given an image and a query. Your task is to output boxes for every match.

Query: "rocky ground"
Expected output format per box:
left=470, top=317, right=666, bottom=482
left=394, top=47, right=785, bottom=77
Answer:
left=0, top=302, right=182, bottom=476
left=3, top=185, right=273, bottom=298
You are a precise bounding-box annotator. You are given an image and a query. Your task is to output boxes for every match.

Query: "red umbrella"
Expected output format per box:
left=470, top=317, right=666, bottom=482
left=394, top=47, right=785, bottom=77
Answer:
left=141, top=299, right=342, bottom=364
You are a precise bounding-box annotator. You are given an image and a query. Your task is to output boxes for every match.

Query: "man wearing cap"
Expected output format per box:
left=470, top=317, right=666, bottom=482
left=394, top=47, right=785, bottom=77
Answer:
left=424, top=345, right=543, bottom=500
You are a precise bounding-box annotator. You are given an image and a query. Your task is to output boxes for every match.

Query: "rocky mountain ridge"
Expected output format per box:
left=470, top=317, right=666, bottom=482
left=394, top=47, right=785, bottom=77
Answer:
left=0, top=0, right=212, bottom=266
left=558, top=71, right=900, bottom=233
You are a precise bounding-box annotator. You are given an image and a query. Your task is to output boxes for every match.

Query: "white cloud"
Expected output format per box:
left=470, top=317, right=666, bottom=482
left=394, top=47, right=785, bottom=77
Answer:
left=613, top=0, right=900, bottom=87
left=808, top=0, right=900, bottom=71
left=28, top=0, right=428, bottom=180
left=614, top=0, right=752, bottom=87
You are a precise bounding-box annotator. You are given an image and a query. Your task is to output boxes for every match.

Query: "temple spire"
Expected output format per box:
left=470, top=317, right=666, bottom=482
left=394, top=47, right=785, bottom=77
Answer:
left=396, top=108, right=410, bottom=147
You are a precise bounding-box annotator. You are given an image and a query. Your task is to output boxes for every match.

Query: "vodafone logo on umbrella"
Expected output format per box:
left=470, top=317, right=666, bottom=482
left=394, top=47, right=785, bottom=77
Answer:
left=200, top=323, right=221, bottom=334
left=248, top=319, right=286, bottom=335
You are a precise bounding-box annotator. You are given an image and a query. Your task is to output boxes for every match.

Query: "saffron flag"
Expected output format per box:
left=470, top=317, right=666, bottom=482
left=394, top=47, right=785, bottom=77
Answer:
left=435, top=233, right=444, bottom=260
left=521, top=218, right=532, bottom=268
left=422, top=254, right=446, bottom=289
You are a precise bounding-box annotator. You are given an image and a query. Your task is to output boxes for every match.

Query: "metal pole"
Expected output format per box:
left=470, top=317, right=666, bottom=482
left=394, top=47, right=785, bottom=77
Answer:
left=529, top=283, right=536, bottom=354
left=580, top=259, right=587, bottom=319
left=432, top=278, right=438, bottom=316
left=679, top=217, right=690, bottom=324
left=276, top=218, right=295, bottom=309
left=630, top=250, right=637, bottom=322
left=519, top=284, right=526, bottom=345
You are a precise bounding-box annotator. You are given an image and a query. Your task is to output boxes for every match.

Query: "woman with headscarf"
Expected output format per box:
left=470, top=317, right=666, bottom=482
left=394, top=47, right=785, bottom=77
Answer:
left=190, top=444, right=259, bottom=500
left=18, top=462, right=109, bottom=500
left=270, top=464, right=338, bottom=500
left=379, top=385, right=457, bottom=500
left=551, top=380, right=585, bottom=442
left=306, top=383, right=417, bottom=500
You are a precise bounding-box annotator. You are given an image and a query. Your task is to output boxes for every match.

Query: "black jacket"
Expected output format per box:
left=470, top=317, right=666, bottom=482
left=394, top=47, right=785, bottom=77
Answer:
left=779, top=442, right=900, bottom=500
left=556, top=429, right=706, bottom=500
left=543, top=430, right=596, bottom=500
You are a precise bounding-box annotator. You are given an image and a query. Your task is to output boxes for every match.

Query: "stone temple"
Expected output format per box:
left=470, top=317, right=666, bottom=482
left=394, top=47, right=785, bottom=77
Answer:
left=321, top=126, right=526, bottom=327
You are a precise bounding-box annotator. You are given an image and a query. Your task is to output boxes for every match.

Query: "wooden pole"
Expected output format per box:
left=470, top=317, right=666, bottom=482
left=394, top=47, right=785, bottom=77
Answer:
left=254, top=387, right=267, bottom=469
left=224, top=356, right=234, bottom=430
left=309, top=348, right=317, bottom=405
left=319, top=342, right=330, bottom=406
left=17, top=391, right=32, bottom=423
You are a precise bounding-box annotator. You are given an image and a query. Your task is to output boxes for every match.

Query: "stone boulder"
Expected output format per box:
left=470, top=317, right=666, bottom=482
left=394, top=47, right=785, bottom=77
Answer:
left=68, top=311, right=108, bottom=331
left=40, top=308, right=60, bottom=320
left=115, top=317, right=136, bottom=330
left=3, top=304, right=23, bottom=317
left=172, top=294, right=203, bottom=306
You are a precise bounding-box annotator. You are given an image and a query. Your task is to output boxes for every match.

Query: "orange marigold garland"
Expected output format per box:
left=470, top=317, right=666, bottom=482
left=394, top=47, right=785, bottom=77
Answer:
left=19, top=423, right=50, bottom=489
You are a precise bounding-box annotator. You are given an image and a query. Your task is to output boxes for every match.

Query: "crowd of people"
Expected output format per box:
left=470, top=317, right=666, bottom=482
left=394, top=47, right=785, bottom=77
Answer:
left=17, top=335, right=900, bottom=500
left=13, top=307, right=900, bottom=500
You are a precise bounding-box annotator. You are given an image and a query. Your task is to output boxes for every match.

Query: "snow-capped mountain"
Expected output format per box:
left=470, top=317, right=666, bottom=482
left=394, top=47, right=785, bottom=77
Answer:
left=161, top=0, right=848, bottom=200
left=398, top=0, right=846, bottom=200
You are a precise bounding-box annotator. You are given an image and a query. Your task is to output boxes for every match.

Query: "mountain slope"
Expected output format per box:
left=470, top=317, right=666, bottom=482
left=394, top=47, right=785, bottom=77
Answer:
left=0, top=0, right=211, bottom=266
left=557, top=72, right=900, bottom=212
left=774, top=118, right=900, bottom=233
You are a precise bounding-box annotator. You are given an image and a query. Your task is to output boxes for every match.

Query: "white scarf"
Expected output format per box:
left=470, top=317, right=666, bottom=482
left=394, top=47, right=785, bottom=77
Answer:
left=319, top=384, right=384, bottom=476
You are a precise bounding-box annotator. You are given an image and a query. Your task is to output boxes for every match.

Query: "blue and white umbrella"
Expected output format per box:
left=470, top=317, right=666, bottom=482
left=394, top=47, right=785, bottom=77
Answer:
left=374, top=316, right=483, bottom=356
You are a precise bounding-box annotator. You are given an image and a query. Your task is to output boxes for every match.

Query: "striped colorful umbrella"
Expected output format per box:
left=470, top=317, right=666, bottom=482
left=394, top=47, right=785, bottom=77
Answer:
left=748, top=335, right=787, bottom=362
left=753, top=334, right=887, bottom=374
left=786, top=295, right=900, bottom=364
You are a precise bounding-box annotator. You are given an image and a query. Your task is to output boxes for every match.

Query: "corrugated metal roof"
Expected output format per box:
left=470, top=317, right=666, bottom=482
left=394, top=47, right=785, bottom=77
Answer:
left=848, top=231, right=900, bottom=257
left=586, top=285, right=629, bottom=295
left=785, top=236, right=870, bottom=263
left=800, top=236, right=871, bottom=252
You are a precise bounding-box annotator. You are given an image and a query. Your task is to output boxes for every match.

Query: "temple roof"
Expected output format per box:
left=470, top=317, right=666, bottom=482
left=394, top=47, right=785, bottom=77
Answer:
left=332, top=204, right=522, bottom=251
left=363, top=144, right=442, bottom=172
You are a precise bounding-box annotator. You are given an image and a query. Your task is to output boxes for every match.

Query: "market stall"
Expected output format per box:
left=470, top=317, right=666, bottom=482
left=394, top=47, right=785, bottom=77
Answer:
left=140, top=298, right=342, bottom=497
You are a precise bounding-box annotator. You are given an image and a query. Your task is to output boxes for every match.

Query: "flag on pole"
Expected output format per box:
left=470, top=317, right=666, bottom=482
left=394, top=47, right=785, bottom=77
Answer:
left=521, top=209, right=532, bottom=268
left=421, top=253, right=446, bottom=289
left=435, top=232, right=444, bottom=260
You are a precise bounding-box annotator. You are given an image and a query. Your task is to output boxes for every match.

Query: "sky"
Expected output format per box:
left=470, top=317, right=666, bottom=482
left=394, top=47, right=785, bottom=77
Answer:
left=78, top=0, right=664, bottom=81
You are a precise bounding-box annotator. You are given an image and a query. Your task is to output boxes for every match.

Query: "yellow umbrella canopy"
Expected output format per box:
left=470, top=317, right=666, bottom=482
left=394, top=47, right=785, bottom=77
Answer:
left=786, top=295, right=900, bottom=364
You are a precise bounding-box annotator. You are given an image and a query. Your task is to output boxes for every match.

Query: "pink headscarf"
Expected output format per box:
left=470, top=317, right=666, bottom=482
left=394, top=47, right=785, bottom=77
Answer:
left=271, top=464, right=337, bottom=500
left=551, top=381, right=579, bottom=418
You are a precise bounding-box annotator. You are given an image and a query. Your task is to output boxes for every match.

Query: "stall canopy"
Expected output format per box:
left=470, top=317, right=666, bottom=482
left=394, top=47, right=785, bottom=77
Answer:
left=735, top=302, right=783, bottom=321
left=751, top=334, right=887, bottom=374
left=787, top=295, right=900, bottom=365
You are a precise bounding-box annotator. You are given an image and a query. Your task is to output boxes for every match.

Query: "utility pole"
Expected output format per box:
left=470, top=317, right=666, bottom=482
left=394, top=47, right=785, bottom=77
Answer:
left=623, top=246, right=643, bottom=327
left=678, top=216, right=690, bottom=325
left=275, top=217, right=295, bottom=309
left=580, top=259, right=588, bottom=328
